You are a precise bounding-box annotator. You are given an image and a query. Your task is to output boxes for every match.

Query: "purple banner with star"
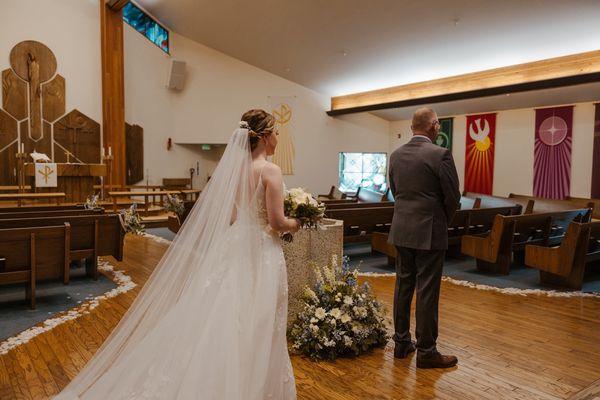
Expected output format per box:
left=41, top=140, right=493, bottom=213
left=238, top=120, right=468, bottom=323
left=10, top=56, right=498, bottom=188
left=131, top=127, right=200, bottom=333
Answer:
left=533, top=105, right=574, bottom=199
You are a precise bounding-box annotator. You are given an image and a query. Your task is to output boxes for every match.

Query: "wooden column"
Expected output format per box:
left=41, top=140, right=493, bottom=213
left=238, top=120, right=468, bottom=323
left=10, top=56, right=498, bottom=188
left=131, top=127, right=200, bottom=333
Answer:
left=100, top=2, right=126, bottom=187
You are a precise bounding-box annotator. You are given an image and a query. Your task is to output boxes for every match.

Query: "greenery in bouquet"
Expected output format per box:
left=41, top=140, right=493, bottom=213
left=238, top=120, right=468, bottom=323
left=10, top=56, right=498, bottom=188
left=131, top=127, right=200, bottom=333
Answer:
left=84, top=193, right=100, bottom=210
left=282, top=187, right=326, bottom=242
left=290, top=255, right=389, bottom=360
left=164, top=193, right=185, bottom=217
left=120, top=203, right=146, bottom=235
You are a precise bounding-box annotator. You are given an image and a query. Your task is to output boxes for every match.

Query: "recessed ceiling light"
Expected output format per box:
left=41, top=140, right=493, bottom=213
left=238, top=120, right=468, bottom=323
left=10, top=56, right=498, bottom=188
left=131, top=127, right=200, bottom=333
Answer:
left=285, top=67, right=291, bottom=72
left=341, top=50, right=349, bottom=57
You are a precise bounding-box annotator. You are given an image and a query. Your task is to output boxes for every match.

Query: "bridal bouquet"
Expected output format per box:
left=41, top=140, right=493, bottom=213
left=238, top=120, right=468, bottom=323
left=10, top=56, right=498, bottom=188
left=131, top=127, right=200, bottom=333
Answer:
left=119, top=203, right=146, bottom=235
left=289, top=255, right=389, bottom=360
left=282, top=187, right=326, bottom=242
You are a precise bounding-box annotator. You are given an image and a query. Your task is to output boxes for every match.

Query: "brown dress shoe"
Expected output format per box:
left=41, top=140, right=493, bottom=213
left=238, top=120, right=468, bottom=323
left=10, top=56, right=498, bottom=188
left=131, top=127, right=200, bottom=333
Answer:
left=394, top=341, right=416, bottom=359
left=416, top=351, right=458, bottom=369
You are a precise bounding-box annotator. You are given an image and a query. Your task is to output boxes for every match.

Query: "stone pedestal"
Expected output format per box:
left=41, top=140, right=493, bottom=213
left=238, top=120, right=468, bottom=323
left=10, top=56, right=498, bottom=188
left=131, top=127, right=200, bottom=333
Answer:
left=283, top=218, right=343, bottom=327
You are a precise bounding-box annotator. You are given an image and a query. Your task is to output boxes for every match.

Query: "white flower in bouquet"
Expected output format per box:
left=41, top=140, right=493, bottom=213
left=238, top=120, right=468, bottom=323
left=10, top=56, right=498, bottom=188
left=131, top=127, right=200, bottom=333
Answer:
left=343, top=296, right=354, bottom=306
left=343, top=336, right=353, bottom=347
left=341, top=314, right=351, bottom=324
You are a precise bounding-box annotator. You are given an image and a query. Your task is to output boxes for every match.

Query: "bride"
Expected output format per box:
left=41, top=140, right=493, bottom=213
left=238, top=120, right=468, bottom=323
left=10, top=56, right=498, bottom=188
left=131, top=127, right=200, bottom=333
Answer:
left=55, top=109, right=300, bottom=399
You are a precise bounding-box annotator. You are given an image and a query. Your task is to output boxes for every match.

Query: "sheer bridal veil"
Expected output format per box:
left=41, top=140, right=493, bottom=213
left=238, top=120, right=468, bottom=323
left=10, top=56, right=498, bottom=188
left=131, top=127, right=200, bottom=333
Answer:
left=55, top=127, right=274, bottom=399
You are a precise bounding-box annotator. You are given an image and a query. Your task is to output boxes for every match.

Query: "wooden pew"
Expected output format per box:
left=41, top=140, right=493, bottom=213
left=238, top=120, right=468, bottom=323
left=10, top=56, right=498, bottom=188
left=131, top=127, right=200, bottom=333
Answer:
left=525, top=221, right=600, bottom=289
left=0, top=192, right=66, bottom=206
left=0, top=214, right=124, bottom=281
left=372, top=206, right=521, bottom=264
left=317, top=186, right=347, bottom=200
left=0, top=204, right=85, bottom=213
left=167, top=200, right=196, bottom=234
left=461, top=208, right=591, bottom=275
left=325, top=201, right=393, bottom=210
left=0, top=208, right=104, bottom=220
left=567, top=197, right=600, bottom=220
left=324, top=206, right=394, bottom=243
left=509, top=193, right=594, bottom=214
left=464, top=192, right=533, bottom=213
left=0, top=223, right=70, bottom=308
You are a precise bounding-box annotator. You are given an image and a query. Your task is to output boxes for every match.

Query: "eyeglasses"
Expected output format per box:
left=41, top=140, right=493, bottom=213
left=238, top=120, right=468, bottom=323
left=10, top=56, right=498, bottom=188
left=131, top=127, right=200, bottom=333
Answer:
left=432, top=120, right=440, bottom=126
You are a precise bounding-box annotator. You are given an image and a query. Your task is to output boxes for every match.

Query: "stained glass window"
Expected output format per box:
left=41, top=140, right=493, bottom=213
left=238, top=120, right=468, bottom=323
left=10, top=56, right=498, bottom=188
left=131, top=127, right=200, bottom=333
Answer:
left=338, top=152, right=387, bottom=193
left=123, top=2, right=169, bottom=53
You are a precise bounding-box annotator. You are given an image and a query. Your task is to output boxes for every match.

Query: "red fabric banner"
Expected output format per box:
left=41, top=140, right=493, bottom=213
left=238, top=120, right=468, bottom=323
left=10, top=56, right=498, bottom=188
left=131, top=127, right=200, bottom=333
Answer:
left=465, top=113, right=496, bottom=195
left=533, top=106, right=573, bottom=199
left=592, top=103, right=600, bottom=198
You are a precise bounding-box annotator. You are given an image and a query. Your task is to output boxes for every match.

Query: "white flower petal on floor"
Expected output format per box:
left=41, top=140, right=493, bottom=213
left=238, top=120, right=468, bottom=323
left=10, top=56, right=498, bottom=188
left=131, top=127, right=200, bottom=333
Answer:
left=0, top=259, right=136, bottom=356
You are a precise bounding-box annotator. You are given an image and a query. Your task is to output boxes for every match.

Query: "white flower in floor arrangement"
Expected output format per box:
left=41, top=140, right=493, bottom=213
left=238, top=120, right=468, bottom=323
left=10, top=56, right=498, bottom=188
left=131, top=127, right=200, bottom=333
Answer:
left=290, top=255, right=389, bottom=360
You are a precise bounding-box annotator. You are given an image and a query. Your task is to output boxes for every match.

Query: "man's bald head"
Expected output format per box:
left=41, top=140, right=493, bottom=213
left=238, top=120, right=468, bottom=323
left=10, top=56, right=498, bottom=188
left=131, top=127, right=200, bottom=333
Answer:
left=411, top=107, right=439, bottom=141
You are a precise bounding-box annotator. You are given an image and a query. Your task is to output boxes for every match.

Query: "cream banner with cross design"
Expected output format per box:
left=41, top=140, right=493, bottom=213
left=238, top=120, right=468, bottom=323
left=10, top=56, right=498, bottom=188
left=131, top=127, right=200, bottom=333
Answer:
left=269, top=96, right=296, bottom=175
left=35, top=163, right=58, bottom=187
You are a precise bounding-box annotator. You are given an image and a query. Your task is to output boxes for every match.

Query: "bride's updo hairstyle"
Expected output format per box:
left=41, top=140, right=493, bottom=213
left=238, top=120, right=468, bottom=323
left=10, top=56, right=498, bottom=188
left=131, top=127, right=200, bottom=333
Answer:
left=240, top=109, right=275, bottom=151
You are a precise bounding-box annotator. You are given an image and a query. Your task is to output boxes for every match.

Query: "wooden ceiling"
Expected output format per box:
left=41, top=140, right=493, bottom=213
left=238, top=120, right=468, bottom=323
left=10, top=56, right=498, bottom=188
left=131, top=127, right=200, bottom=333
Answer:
left=329, top=50, right=600, bottom=116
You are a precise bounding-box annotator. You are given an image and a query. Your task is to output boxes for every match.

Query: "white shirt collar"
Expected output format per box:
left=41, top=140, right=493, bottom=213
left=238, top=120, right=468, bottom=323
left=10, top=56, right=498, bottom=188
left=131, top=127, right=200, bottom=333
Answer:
left=412, top=134, right=432, bottom=143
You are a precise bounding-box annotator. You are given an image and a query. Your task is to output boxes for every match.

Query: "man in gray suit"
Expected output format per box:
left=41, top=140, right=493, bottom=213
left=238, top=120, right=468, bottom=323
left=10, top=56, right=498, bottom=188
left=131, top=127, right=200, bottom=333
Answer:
left=388, top=107, right=461, bottom=369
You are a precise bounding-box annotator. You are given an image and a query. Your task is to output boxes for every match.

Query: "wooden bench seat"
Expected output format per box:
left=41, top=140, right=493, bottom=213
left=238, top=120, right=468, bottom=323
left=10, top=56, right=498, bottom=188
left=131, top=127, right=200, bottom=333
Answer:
left=0, top=208, right=104, bottom=220
left=0, top=214, right=124, bottom=281
left=0, top=192, right=66, bottom=206
left=324, top=206, right=394, bottom=243
left=317, top=185, right=347, bottom=200
left=0, top=223, right=70, bottom=308
left=525, top=221, right=600, bottom=289
left=371, top=206, right=521, bottom=264
left=461, top=208, right=591, bottom=275
left=0, top=204, right=86, bottom=213
left=464, top=192, right=533, bottom=213
left=509, top=193, right=595, bottom=215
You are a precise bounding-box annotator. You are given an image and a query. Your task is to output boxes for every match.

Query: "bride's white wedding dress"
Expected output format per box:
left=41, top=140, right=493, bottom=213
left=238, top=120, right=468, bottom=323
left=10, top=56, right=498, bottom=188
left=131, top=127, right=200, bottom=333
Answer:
left=55, top=129, right=296, bottom=399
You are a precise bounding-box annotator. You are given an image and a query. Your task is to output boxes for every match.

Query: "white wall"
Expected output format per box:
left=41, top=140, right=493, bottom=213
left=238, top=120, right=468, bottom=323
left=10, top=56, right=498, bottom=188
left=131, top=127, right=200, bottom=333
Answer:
left=0, top=0, right=102, bottom=124
left=389, top=102, right=596, bottom=198
left=124, top=26, right=390, bottom=192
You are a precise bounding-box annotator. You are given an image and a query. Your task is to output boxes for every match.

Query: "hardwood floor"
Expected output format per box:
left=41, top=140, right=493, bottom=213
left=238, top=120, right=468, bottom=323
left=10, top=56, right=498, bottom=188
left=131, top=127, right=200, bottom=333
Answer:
left=1, top=235, right=599, bottom=399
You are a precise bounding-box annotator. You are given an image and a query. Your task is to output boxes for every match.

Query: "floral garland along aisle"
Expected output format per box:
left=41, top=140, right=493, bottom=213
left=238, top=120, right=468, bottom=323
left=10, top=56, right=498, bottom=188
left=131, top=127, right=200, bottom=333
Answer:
left=0, top=259, right=136, bottom=355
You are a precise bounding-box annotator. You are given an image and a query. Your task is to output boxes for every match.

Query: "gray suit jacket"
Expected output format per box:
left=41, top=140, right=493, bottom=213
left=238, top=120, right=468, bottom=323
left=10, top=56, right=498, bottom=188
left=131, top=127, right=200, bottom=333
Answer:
left=388, top=136, right=461, bottom=250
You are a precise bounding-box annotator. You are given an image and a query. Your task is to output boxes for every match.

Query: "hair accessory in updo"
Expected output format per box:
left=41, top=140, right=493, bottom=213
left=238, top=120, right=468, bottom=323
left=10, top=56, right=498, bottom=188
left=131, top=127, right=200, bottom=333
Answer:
left=239, top=121, right=251, bottom=130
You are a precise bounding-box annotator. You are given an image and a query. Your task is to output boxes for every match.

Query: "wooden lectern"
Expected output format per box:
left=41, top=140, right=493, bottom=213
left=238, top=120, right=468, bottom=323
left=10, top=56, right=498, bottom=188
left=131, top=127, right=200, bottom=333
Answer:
left=25, top=163, right=107, bottom=203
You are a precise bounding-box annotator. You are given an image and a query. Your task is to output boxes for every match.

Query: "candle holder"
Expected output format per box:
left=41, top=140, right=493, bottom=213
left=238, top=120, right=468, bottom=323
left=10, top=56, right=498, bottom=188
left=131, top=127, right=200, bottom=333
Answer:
left=15, top=152, right=28, bottom=193
left=101, top=154, right=114, bottom=201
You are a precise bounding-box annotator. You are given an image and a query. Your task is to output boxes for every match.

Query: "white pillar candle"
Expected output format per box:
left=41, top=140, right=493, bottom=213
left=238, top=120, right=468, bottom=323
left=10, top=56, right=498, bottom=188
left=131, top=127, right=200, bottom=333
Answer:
left=108, top=146, right=112, bottom=156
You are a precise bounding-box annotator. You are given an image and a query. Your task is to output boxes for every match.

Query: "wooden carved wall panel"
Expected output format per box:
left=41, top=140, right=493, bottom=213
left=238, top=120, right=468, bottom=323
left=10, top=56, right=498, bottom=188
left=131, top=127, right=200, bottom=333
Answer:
left=54, top=110, right=101, bottom=164
left=0, top=109, right=17, bottom=149
left=42, top=74, right=65, bottom=122
left=125, top=123, right=144, bottom=184
left=9, top=41, right=57, bottom=83
left=2, top=69, right=28, bottom=121
left=20, top=120, right=52, bottom=156
left=0, top=142, right=17, bottom=186
left=0, top=110, right=18, bottom=185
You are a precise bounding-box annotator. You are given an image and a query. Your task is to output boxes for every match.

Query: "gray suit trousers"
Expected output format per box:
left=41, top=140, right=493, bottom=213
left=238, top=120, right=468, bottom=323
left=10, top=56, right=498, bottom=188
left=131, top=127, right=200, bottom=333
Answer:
left=393, top=246, right=444, bottom=355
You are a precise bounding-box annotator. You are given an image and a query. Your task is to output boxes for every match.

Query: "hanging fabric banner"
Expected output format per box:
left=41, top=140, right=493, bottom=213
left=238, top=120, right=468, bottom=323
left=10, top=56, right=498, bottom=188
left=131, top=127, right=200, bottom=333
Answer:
left=435, top=117, right=453, bottom=149
left=592, top=103, right=600, bottom=198
left=533, top=105, right=573, bottom=199
left=465, top=113, right=496, bottom=194
left=269, top=96, right=296, bottom=175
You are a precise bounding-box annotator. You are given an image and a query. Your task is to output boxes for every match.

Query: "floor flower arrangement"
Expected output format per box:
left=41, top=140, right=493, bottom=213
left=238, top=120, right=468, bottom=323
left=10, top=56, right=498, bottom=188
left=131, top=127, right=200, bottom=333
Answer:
left=290, top=255, right=389, bottom=360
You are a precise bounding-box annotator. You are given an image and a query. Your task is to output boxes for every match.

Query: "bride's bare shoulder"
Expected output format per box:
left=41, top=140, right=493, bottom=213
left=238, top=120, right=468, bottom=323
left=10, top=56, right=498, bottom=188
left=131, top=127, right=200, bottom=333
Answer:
left=261, top=162, right=282, bottom=183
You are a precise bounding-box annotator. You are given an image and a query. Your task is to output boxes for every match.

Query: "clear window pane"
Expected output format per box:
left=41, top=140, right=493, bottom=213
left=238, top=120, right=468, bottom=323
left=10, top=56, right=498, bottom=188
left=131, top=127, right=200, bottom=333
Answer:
left=339, top=152, right=387, bottom=193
